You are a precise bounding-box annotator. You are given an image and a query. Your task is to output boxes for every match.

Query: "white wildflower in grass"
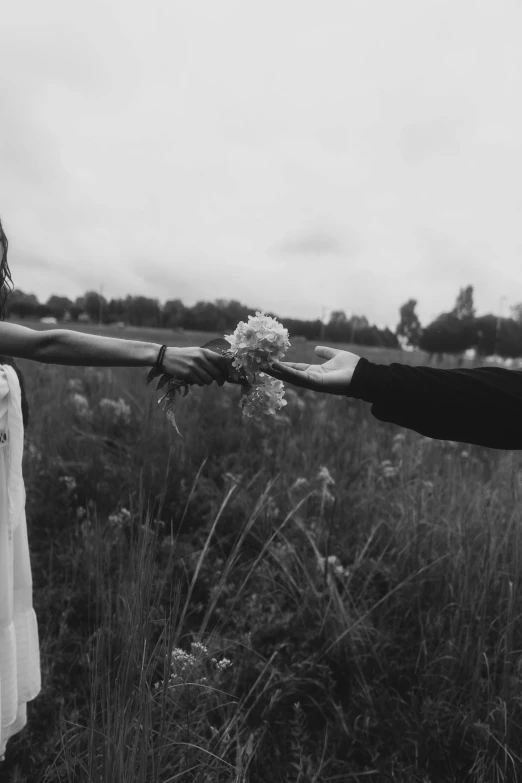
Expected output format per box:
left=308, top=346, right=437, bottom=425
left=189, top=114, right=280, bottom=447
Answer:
left=224, top=311, right=290, bottom=382
left=99, top=397, right=132, bottom=425
left=317, top=466, right=335, bottom=486
left=316, top=465, right=336, bottom=511
left=212, top=657, right=232, bottom=672
left=316, top=554, right=348, bottom=578
left=153, top=642, right=232, bottom=694
left=76, top=506, right=87, bottom=522
left=25, top=440, right=42, bottom=462
left=381, top=459, right=401, bottom=479
left=66, top=378, right=85, bottom=394
left=392, top=433, right=406, bottom=454
left=59, top=475, right=77, bottom=493
left=70, top=393, right=92, bottom=421
left=108, top=507, right=131, bottom=529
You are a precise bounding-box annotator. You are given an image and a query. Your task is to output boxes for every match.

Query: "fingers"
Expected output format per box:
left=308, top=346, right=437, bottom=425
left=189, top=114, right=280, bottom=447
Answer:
left=272, top=361, right=312, bottom=372
left=168, top=347, right=228, bottom=386
left=268, top=363, right=324, bottom=391
left=191, top=368, right=215, bottom=386
left=200, top=349, right=228, bottom=385
left=315, top=345, right=340, bottom=360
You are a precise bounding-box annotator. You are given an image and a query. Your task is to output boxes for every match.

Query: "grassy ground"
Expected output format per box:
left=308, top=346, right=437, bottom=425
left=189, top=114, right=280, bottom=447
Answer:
left=1, top=326, right=521, bottom=782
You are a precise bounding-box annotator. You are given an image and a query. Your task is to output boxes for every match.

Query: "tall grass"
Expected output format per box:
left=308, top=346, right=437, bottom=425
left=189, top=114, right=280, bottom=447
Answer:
left=2, top=350, right=522, bottom=782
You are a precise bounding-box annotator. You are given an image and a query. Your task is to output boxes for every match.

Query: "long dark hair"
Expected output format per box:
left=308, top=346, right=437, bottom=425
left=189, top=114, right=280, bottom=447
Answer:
left=0, top=216, right=13, bottom=321
left=0, top=217, right=29, bottom=428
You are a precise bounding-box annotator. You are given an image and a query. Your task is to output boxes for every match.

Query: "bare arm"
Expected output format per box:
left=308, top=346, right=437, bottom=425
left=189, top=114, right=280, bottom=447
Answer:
left=0, top=322, right=159, bottom=365
left=0, top=322, right=228, bottom=385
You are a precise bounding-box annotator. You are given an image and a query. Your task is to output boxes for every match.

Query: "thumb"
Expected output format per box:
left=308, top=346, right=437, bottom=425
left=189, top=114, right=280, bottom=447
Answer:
left=315, top=345, right=340, bottom=360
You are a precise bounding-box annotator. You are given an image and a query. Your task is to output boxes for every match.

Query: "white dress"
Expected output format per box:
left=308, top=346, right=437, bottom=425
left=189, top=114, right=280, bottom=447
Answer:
left=0, top=365, right=41, bottom=760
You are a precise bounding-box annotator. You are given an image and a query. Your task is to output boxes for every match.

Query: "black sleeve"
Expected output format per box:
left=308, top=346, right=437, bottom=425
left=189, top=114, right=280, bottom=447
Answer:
left=348, top=357, right=522, bottom=450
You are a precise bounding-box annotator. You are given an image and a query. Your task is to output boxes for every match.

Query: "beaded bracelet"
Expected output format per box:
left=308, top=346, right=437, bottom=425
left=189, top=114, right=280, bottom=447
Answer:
left=155, top=344, right=167, bottom=372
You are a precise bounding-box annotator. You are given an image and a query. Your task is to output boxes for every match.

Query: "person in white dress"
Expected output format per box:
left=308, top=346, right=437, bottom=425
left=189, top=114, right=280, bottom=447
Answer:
left=0, top=217, right=228, bottom=761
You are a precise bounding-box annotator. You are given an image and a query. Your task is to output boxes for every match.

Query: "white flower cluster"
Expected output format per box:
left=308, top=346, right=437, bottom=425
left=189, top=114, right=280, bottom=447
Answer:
left=316, top=553, right=349, bottom=578
left=225, top=312, right=290, bottom=419
left=70, top=392, right=92, bottom=421
left=380, top=459, right=401, bottom=479
left=239, top=372, right=287, bottom=420
left=99, top=397, right=132, bottom=425
left=59, top=475, right=77, bottom=493
left=108, top=507, right=131, bottom=529
left=225, top=311, right=290, bottom=382
left=153, top=641, right=232, bottom=693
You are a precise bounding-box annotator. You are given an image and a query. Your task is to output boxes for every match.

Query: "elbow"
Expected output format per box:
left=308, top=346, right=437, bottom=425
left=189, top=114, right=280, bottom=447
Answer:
left=29, top=329, right=61, bottom=362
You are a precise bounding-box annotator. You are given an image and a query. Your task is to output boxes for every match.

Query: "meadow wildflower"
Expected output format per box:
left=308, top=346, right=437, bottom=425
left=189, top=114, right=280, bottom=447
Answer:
left=70, top=392, right=92, bottom=420
left=153, top=642, right=233, bottom=693
left=66, top=378, right=85, bottom=394
left=317, top=466, right=335, bottom=486
left=291, top=477, right=309, bottom=492
left=59, top=475, right=77, bottom=493
left=381, top=459, right=401, bottom=478
left=316, top=554, right=347, bottom=577
left=99, top=396, right=132, bottom=425
left=108, top=507, right=131, bottom=529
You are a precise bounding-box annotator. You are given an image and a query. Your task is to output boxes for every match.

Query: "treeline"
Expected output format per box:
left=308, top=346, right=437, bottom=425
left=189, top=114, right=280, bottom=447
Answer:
left=6, top=284, right=522, bottom=357
left=397, top=286, right=522, bottom=358
left=5, top=290, right=399, bottom=347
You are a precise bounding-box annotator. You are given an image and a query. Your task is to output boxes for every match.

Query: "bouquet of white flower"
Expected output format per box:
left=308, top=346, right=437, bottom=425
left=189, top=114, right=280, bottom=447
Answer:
left=147, top=312, right=291, bottom=434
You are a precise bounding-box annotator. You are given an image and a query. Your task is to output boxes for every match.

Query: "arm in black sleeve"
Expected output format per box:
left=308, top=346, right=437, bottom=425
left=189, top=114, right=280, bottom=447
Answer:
left=348, top=357, right=522, bottom=449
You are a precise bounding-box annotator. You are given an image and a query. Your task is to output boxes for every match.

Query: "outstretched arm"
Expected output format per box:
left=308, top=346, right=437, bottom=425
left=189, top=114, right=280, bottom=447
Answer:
left=0, top=322, right=228, bottom=386
left=268, top=346, right=522, bottom=449
left=348, top=357, right=522, bottom=449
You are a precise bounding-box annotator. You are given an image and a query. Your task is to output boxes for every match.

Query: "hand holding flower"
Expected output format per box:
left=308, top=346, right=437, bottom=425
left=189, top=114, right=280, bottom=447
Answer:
left=149, top=312, right=292, bottom=432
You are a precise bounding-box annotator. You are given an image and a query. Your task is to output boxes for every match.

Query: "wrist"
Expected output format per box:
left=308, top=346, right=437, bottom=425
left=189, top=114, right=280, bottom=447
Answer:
left=147, top=343, right=166, bottom=367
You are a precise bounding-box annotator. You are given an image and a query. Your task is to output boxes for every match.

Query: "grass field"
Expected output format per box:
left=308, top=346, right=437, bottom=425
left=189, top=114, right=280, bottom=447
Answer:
left=2, top=324, right=522, bottom=782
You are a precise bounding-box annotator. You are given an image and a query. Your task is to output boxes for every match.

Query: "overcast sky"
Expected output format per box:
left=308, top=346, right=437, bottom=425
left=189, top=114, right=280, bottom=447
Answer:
left=1, top=0, right=522, bottom=329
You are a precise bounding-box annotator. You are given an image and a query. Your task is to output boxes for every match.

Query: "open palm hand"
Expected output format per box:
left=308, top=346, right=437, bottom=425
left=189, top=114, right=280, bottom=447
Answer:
left=266, top=346, right=361, bottom=395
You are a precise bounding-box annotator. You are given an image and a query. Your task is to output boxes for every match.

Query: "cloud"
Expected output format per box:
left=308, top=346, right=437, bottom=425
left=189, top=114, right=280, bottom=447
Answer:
left=274, top=231, right=345, bottom=257
left=2, top=0, right=522, bottom=330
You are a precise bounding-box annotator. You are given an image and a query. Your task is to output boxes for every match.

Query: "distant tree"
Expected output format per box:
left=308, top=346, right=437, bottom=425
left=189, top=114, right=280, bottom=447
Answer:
left=183, top=301, right=226, bottom=332
left=83, top=291, right=108, bottom=323
left=452, top=285, right=475, bottom=320
left=496, top=318, right=522, bottom=358
left=213, top=299, right=252, bottom=331
left=46, top=295, right=74, bottom=321
left=5, top=289, right=41, bottom=320
left=380, top=327, right=400, bottom=349
left=125, top=296, right=161, bottom=327
left=348, top=314, right=370, bottom=343
left=162, top=299, right=186, bottom=329
left=106, top=298, right=128, bottom=324
left=66, top=306, right=82, bottom=322
left=418, top=312, right=476, bottom=355
left=329, top=310, right=347, bottom=326
left=396, top=299, right=422, bottom=348
left=473, top=314, right=497, bottom=356
left=282, top=318, right=322, bottom=341
left=325, top=310, right=348, bottom=341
